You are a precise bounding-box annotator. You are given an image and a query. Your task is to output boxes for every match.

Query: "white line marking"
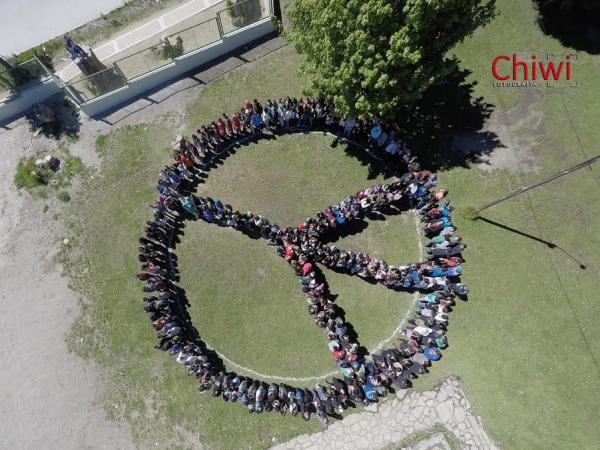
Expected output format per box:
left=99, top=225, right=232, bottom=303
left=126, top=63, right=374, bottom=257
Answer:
left=167, top=130, right=426, bottom=383
left=202, top=212, right=424, bottom=383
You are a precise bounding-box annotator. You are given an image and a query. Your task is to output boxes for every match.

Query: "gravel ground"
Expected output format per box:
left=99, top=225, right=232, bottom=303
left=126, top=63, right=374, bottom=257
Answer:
left=0, top=119, right=136, bottom=450
left=0, top=30, right=221, bottom=447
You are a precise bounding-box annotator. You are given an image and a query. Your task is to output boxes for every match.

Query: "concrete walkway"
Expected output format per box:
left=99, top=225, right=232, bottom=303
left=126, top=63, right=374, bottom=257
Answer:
left=0, top=0, right=126, bottom=55
left=273, top=377, right=499, bottom=450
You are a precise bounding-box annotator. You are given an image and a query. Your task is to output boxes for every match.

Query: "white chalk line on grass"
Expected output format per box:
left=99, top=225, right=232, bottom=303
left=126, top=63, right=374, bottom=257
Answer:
left=201, top=210, right=425, bottom=383
left=170, top=130, right=425, bottom=383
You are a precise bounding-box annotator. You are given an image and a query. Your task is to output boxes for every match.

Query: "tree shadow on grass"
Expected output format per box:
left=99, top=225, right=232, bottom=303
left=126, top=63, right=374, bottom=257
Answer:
left=328, top=64, right=501, bottom=177
left=334, top=138, right=398, bottom=181
left=533, top=1, right=600, bottom=55
left=395, top=64, right=500, bottom=172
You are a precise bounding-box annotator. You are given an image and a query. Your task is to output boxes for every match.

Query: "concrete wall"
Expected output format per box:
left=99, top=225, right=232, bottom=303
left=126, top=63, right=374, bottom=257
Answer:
left=80, top=18, right=275, bottom=117
left=0, top=16, right=275, bottom=124
left=0, top=79, right=62, bottom=124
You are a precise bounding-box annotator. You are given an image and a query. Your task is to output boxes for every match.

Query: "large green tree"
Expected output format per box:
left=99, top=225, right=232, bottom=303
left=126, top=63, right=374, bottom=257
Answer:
left=285, top=0, right=495, bottom=121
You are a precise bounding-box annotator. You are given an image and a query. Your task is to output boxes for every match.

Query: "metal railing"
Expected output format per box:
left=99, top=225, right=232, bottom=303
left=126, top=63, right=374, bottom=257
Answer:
left=112, top=17, right=221, bottom=81
left=2, top=0, right=273, bottom=106
left=65, top=66, right=128, bottom=103
left=217, top=0, right=269, bottom=35
left=0, top=58, right=48, bottom=101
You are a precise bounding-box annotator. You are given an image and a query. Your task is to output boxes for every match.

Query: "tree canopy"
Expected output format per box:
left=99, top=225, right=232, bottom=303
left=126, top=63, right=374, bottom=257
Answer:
left=285, top=0, right=495, bottom=121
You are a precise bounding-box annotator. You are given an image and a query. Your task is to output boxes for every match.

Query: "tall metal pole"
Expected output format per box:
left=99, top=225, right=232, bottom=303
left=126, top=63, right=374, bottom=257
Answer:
left=474, top=154, right=600, bottom=214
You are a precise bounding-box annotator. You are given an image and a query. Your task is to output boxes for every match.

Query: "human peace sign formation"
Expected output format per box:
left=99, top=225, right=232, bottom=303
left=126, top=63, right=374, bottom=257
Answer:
left=138, top=97, right=468, bottom=423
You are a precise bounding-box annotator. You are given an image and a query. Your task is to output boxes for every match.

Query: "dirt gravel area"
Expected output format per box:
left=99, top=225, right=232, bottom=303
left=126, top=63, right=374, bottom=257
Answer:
left=0, top=83, right=198, bottom=448
left=451, top=88, right=546, bottom=172
left=0, top=122, right=136, bottom=449
left=0, top=39, right=286, bottom=450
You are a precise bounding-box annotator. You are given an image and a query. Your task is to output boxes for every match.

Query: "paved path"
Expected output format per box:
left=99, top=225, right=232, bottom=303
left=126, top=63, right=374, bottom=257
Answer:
left=273, top=377, right=498, bottom=450
left=0, top=0, right=126, bottom=55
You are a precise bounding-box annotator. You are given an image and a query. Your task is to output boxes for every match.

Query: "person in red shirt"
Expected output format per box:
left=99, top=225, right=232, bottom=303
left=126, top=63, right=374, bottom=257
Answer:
left=302, top=262, right=313, bottom=276
left=232, top=113, right=241, bottom=133
left=217, top=118, right=226, bottom=137
left=179, top=153, right=194, bottom=169
left=331, top=349, right=345, bottom=360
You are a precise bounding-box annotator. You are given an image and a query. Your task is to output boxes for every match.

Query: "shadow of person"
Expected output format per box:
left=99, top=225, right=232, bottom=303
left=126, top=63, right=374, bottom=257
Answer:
left=323, top=219, right=369, bottom=242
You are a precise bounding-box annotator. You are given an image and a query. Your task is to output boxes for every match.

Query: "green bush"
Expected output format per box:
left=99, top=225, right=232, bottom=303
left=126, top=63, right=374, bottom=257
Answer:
left=96, top=134, right=107, bottom=149
left=57, top=191, right=71, bottom=202
left=14, top=150, right=84, bottom=191
left=17, top=40, right=63, bottom=65
left=52, top=153, right=85, bottom=188
left=14, top=157, right=53, bottom=188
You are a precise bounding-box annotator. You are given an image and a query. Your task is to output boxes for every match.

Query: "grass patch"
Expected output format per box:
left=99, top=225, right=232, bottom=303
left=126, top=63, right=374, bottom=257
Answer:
left=14, top=157, right=53, bottom=188
left=426, top=2, right=600, bottom=448
left=52, top=150, right=86, bottom=188
left=391, top=423, right=460, bottom=450
left=178, top=133, right=419, bottom=379
left=461, top=206, right=480, bottom=221
left=14, top=146, right=86, bottom=205
left=65, top=125, right=419, bottom=447
left=95, top=134, right=107, bottom=149
left=35, top=189, right=50, bottom=200
left=57, top=191, right=71, bottom=202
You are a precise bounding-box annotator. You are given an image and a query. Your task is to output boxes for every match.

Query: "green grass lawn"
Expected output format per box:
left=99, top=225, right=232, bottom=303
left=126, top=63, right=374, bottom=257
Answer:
left=64, top=1, right=600, bottom=448
left=424, top=1, right=600, bottom=449
left=65, top=67, right=420, bottom=446
left=178, top=133, right=419, bottom=379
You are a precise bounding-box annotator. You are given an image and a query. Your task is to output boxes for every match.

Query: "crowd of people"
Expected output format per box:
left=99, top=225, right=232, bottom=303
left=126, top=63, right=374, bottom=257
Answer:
left=138, top=97, right=468, bottom=423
